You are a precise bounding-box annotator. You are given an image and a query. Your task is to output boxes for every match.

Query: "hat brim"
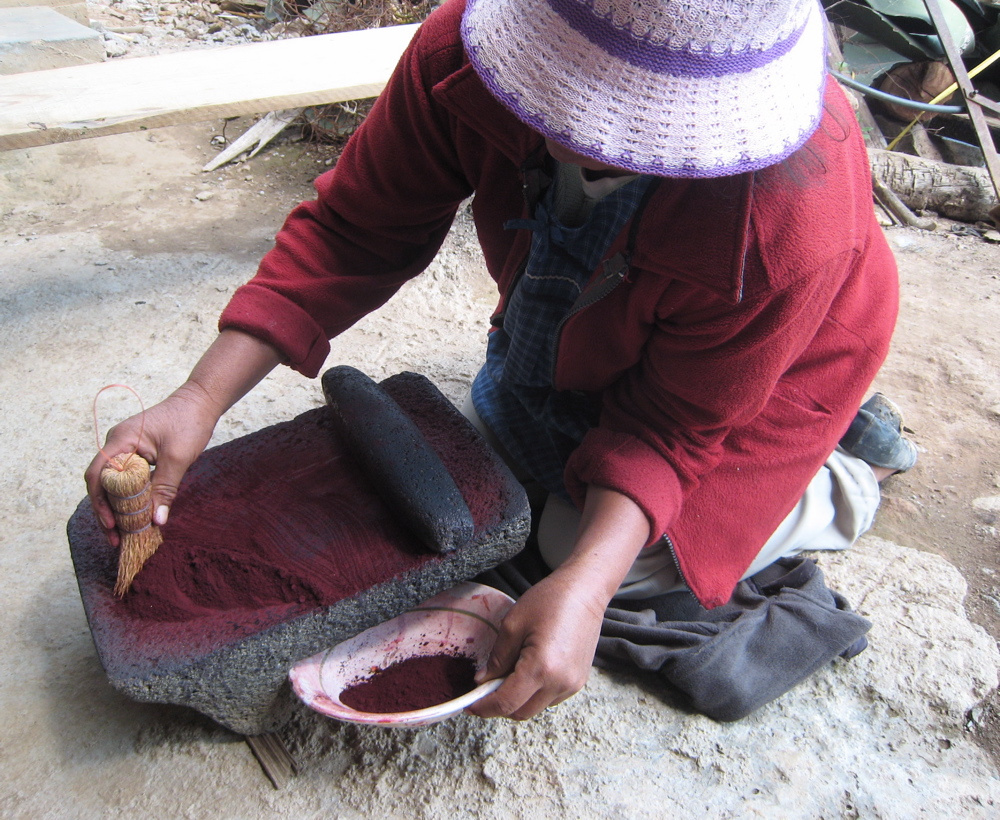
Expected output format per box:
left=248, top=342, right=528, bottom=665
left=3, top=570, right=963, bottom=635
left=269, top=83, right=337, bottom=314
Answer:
left=462, top=0, right=828, bottom=178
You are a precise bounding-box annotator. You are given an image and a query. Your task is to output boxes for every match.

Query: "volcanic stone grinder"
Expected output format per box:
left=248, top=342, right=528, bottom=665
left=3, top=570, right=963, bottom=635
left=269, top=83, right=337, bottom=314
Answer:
left=68, top=369, right=530, bottom=734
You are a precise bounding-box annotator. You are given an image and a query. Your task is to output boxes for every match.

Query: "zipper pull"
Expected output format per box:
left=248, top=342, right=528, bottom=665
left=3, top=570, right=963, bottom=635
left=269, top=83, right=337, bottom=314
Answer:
left=601, top=251, right=630, bottom=283
left=521, top=163, right=551, bottom=212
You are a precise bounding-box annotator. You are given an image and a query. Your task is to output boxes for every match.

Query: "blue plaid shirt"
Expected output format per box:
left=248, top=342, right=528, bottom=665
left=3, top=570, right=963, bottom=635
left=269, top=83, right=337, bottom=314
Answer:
left=472, top=168, right=652, bottom=499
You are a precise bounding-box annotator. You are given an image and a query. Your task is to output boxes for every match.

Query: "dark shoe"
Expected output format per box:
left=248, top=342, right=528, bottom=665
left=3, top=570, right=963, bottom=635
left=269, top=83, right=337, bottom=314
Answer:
left=840, top=393, right=918, bottom=472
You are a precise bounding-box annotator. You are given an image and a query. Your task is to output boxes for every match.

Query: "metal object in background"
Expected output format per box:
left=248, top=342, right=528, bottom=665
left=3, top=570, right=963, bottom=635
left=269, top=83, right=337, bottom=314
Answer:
left=922, top=0, right=1000, bottom=221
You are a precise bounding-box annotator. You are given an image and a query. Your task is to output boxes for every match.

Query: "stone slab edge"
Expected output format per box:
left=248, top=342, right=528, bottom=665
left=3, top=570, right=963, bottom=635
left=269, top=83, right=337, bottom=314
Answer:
left=0, top=6, right=103, bottom=74
left=0, top=0, right=90, bottom=26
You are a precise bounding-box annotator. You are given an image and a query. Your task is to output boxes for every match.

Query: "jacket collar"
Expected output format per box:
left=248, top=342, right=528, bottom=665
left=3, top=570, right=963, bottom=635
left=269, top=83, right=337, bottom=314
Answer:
left=432, top=61, right=542, bottom=166
left=634, top=174, right=752, bottom=304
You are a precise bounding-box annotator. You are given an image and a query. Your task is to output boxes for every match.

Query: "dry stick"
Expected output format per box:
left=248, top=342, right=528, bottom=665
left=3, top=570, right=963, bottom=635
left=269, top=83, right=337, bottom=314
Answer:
left=871, top=148, right=997, bottom=222
left=245, top=734, right=299, bottom=789
left=101, top=454, right=163, bottom=596
left=872, top=172, right=937, bottom=231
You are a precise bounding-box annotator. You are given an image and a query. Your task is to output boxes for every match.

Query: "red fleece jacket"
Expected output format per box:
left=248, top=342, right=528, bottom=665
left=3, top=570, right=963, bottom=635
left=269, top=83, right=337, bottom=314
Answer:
left=219, top=0, right=899, bottom=607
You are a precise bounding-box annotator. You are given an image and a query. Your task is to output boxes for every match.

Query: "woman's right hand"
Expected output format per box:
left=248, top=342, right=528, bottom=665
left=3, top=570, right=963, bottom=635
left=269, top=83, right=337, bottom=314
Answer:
left=84, top=382, right=222, bottom=548
left=85, top=329, right=283, bottom=547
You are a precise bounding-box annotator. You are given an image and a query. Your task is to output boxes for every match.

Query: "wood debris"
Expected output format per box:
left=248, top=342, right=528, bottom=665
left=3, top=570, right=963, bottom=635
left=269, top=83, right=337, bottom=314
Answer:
left=218, top=0, right=267, bottom=14
left=203, top=108, right=301, bottom=171
left=245, top=733, right=299, bottom=789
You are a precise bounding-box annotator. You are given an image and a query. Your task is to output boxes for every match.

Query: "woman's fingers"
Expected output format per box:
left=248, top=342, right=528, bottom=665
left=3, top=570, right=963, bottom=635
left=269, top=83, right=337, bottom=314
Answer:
left=84, top=389, right=220, bottom=544
left=146, top=450, right=191, bottom=526
left=473, top=644, right=586, bottom=719
left=467, top=575, right=603, bottom=719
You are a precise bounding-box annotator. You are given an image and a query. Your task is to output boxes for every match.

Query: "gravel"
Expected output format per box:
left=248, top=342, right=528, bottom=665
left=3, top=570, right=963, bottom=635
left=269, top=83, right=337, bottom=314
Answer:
left=88, top=0, right=274, bottom=59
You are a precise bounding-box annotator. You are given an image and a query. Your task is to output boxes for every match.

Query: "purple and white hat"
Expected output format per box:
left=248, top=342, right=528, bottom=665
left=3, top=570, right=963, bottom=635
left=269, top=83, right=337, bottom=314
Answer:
left=461, top=0, right=828, bottom=178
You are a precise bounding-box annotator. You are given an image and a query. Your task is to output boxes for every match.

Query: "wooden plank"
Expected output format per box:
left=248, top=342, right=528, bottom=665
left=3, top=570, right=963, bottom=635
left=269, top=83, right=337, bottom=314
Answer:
left=0, top=0, right=84, bottom=12
left=0, top=23, right=418, bottom=150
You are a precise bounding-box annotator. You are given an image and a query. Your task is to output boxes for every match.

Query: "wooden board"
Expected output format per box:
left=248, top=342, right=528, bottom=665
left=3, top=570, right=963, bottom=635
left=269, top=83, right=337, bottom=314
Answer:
left=0, top=23, right=418, bottom=150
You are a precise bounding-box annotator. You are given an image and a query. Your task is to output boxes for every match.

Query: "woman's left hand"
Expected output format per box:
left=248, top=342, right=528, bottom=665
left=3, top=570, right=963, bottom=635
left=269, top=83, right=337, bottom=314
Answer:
left=466, top=568, right=607, bottom=720
left=469, top=486, right=650, bottom=720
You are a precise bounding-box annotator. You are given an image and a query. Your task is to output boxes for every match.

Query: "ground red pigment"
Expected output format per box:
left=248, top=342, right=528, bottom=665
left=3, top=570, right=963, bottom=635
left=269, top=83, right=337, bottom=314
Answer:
left=120, top=408, right=434, bottom=623
left=339, top=653, right=478, bottom=713
left=69, top=373, right=528, bottom=679
left=119, top=375, right=516, bottom=624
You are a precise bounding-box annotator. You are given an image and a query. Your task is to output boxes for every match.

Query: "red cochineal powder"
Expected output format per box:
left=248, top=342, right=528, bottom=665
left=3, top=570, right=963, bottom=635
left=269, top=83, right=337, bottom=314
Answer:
left=120, top=409, right=431, bottom=623
left=120, top=376, right=515, bottom=626
left=339, top=653, right=478, bottom=713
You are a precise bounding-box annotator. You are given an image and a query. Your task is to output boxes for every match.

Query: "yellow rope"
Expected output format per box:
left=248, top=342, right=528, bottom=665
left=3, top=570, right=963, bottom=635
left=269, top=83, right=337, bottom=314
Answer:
left=887, top=47, right=1000, bottom=151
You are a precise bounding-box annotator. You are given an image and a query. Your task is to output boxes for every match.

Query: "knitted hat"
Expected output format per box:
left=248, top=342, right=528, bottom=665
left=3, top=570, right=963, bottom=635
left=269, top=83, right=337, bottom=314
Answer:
left=461, top=0, right=828, bottom=178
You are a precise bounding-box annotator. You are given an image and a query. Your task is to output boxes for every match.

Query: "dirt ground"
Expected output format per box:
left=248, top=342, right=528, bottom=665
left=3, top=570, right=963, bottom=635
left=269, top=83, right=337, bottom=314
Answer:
left=862, top=212, right=1000, bottom=762
left=2, top=117, right=1000, bottom=814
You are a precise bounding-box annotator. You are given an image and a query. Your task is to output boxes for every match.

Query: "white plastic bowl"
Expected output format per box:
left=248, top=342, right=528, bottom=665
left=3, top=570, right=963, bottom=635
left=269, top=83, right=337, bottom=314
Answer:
left=289, top=581, right=514, bottom=727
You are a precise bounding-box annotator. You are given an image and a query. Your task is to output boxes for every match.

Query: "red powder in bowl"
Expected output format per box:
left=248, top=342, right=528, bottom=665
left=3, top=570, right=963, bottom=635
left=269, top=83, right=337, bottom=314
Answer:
left=339, top=654, right=478, bottom=713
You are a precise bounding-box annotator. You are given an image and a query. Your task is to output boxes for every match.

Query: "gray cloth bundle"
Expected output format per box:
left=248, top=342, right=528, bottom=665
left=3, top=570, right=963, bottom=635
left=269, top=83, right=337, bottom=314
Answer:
left=479, top=553, right=871, bottom=722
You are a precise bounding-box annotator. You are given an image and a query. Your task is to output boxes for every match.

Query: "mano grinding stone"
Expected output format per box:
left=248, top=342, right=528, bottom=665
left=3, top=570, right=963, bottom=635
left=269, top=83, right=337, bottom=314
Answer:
left=322, top=365, right=474, bottom=553
left=68, top=371, right=530, bottom=735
